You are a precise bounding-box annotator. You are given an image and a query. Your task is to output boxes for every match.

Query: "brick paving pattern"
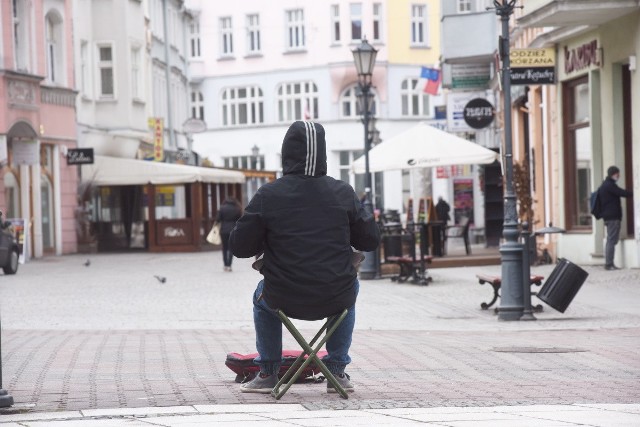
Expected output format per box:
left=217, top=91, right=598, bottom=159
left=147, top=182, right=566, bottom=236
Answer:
left=1, top=252, right=639, bottom=413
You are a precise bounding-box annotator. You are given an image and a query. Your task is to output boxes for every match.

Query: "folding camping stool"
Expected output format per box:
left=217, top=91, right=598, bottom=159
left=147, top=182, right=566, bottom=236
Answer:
left=271, top=308, right=350, bottom=400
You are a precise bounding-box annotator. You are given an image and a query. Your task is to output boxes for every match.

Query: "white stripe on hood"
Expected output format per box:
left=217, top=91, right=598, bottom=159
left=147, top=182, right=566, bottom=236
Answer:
left=304, top=121, right=317, bottom=176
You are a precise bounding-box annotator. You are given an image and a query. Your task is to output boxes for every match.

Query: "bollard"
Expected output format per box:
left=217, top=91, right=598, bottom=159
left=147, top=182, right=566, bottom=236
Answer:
left=520, top=222, right=536, bottom=321
left=0, top=316, right=14, bottom=408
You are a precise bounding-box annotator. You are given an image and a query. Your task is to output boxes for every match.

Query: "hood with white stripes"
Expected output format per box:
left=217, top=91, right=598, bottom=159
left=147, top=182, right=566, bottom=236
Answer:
left=281, top=121, right=327, bottom=177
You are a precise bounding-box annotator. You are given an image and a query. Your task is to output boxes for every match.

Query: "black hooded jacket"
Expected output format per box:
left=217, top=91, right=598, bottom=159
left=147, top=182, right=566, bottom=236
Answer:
left=599, top=177, right=633, bottom=221
left=229, top=121, right=380, bottom=320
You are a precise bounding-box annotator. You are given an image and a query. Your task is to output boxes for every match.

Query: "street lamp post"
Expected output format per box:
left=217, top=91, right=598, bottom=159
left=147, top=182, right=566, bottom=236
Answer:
left=352, top=39, right=379, bottom=280
left=494, top=0, right=524, bottom=320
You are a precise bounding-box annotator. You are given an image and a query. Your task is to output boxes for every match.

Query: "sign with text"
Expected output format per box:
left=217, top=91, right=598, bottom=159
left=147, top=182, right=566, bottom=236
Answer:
left=447, top=91, right=493, bottom=132
left=510, top=48, right=556, bottom=85
left=66, top=148, right=94, bottom=165
left=148, top=117, right=164, bottom=162
left=463, top=98, right=495, bottom=129
left=12, top=140, right=39, bottom=165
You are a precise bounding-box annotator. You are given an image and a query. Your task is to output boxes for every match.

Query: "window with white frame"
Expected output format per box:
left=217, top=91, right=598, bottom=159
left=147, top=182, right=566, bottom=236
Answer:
left=350, top=3, right=362, bottom=42
left=277, top=81, right=318, bottom=122
left=401, top=78, right=430, bottom=117
left=191, top=91, right=204, bottom=120
left=246, top=14, right=261, bottom=54
left=221, top=86, right=264, bottom=126
left=410, top=4, right=428, bottom=46
left=190, top=21, right=201, bottom=58
left=131, top=46, right=141, bottom=100
left=372, top=3, right=382, bottom=42
left=97, top=44, right=115, bottom=98
left=80, top=40, right=90, bottom=97
left=13, top=0, right=31, bottom=71
left=338, top=150, right=365, bottom=194
left=340, top=85, right=377, bottom=119
left=224, top=155, right=265, bottom=170
left=220, top=16, right=233, bottom=56
left=45, top=12, right=64, bottom=84
left=285, top=9, right=305, bottom=50
left=331, top=5, right=340, bottom=43
left=457, top=0, right=472, bottom=13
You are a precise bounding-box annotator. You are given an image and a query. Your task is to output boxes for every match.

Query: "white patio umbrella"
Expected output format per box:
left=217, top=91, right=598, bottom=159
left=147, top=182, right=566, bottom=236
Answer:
left=352, top=122, right=499, bottom=173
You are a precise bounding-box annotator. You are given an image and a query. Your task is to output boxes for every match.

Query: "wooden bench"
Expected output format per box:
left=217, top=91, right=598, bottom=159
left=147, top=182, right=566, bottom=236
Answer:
left=387, top=255, right=433, bottom=284
left=476, top=273, right=545, bottom=312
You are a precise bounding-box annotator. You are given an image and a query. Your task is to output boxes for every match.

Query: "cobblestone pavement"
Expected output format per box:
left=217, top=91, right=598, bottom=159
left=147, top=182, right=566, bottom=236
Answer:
left=0, top=253, right=639, bottom=414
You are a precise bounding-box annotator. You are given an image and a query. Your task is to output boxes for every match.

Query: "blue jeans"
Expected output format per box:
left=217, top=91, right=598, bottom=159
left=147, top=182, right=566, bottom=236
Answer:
left=252, top=279, right=359, bottom=376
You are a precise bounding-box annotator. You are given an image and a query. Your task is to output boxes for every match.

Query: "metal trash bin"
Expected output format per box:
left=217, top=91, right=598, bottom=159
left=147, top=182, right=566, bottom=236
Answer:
left=536, top=258, right=589, bottom=313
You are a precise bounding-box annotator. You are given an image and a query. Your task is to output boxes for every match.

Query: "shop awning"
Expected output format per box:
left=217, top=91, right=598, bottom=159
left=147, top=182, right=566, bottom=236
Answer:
left=81, top=155, right=245, bottom=186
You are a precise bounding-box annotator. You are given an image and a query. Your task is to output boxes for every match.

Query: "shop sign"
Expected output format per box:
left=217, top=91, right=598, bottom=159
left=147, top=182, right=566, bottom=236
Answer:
left=66, top=148, right=94, bottom=165
left=450, top=64, right=491, bottom=89
left=148, top=117, right=164, bottom=162
left=510, top=48, right=556, bottom=85
left=463, top=98, right=495, bottom=129
left=447, top=91, right=492, bottom=132
left=12, top=140, right=39, bottom=165
left=564, top=39, right=602, bottom=76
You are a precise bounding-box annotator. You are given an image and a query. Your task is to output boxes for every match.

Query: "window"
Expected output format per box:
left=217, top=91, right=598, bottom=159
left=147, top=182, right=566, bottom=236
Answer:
left=3, top=171, right=20, bottom=219
left=372, top=3, right=382, bottom=42
left=80, top=40, right=90, bottom=96
left=350, top=3, right=362, bottom=42
left=13, top=0, right=31, bottom=71
left=277, top=81, right=318, bottom=122
left=340, top=85, right=377, bottom=119
left=331, top=5, right=340, bottom=43
left=190, top=21, right=201, bottom=58
left=457, top=0, right=472, bottom=13
left=191, top=91, right=204, bottom=120
left=247, top=14, right=261, bottom=54
left=563, top=76, right=592, bottom=229
left=221, top=86, right=264, bottom=126
left=131, top=46, right=142, bottom=100
left=401, top=78, right=430, bottom=117
left=97, top=44, right=115, bottom=97
left=285, top=9, right=305, bottom=50
left=220, top=16, right=233, bottom=56
left=411, top=4, right=428, bottom=46
left=224, top=155, right=265, bottom=170
left=40, top=144, right=55, bottom=250
left=45, top=12, right=63, bottom=84
left=339, top=150, right=365, bottom=191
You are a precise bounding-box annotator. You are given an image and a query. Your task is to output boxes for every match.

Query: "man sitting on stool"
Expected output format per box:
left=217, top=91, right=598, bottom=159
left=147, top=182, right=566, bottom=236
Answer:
left=230, top=121, right=380, bottom=393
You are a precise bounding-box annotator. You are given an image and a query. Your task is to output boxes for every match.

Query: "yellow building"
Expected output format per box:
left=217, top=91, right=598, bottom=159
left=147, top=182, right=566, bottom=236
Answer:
left=386, top=0, right=441, bottom=66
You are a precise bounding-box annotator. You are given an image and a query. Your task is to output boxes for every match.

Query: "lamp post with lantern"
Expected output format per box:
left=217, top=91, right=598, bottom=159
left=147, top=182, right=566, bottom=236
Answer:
left=352, top=38, right=380, bottom=280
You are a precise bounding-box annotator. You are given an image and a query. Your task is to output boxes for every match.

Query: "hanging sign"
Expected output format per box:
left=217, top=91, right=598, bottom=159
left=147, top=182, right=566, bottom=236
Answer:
left=66, top=148, right=94, bottom=165
left=148, top=117, right=164, bottom=162
left=510, top=48, right=556, bottom=85
left=463, top=98, right=495, bottom=129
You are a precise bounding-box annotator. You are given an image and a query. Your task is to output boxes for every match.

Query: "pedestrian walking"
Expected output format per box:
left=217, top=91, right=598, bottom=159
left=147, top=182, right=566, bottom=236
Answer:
left=217, top=198, right=242, bottom=272
left=229, top=121, right=380, bottom=394
left=599, top=166, right=633, bottom=270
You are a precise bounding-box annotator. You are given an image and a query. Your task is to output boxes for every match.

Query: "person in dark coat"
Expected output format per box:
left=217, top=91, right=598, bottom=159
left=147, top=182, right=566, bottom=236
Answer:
left=216, top=198, right=242, bottom=272
left=599, top=166, right=633, bottom=270
left=435, top=197, right=451, bottom=224
left=230, top=121, right=380, bottom=394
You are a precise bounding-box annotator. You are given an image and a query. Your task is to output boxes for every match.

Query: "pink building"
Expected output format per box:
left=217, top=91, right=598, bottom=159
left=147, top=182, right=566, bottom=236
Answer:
left=0, top=0, right=78, bottom=257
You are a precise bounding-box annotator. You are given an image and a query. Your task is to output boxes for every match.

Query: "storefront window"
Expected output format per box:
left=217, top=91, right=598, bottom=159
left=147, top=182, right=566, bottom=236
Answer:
left=40, top=144, right=55, bottom=250
left=155, top=185, right=188, bottom=219
left=3, top=172, right=20, bottom=218
left=563, top=76, right=591, bottom=229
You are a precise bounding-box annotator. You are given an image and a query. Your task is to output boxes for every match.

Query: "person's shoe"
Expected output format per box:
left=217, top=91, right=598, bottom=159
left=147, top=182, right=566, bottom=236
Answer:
left=605, top=264, right=621, bottom=271
left=327, top=373, right=354, bottom=393
left=240, top=373, right=277, bottom=393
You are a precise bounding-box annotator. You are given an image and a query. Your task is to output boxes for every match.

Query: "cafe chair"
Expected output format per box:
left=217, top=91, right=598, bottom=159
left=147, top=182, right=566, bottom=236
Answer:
left=445, top=216, right=472, bottom=255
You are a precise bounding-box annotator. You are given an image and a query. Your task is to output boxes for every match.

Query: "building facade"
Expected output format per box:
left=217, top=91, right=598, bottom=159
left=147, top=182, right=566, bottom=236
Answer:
left=517, top=0, right=639, bottom=268
left=0, top=0, right=79, bottom=258
left=186, top=0, right=444, bottom=214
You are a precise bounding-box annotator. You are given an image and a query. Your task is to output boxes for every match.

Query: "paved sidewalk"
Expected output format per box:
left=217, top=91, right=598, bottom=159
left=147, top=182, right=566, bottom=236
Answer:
left=0, top=252, right=639, bottom=417
left=1, top=403, right=640, bottom=426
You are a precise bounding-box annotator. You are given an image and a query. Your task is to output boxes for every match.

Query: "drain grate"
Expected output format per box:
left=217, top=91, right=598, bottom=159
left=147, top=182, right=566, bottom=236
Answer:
left=491, top=347, right=588, bottom=353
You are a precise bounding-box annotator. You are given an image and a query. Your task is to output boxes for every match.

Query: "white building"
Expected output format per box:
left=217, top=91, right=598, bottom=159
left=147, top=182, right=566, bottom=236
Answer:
left=185, top=0, right=445, bottom=213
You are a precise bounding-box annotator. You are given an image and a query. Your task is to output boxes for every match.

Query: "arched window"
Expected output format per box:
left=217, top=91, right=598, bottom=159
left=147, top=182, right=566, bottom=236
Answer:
left=401, top=78, right=430, bottom=117
left=45, top=10, right=64, bottom=84
left=13, top=0, right=32, bottom=71
left=276, top=81, right=318, bottom=122
left=221, top=86, right=264, bottom=126
left=340, top=85, right=377, bottom=119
